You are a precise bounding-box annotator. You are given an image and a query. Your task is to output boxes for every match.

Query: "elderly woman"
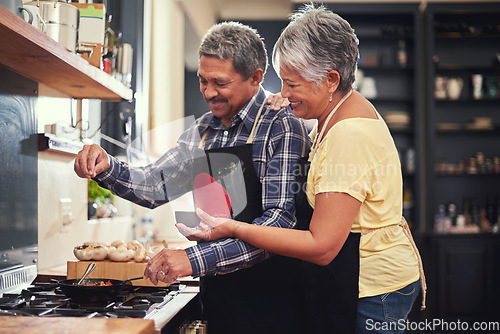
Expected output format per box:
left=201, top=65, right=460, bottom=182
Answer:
left=179, top=4, right=426, bottom=333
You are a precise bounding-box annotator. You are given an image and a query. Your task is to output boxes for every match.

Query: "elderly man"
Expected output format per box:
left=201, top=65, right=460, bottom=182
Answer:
left=74, top=21, right=310, bottom=334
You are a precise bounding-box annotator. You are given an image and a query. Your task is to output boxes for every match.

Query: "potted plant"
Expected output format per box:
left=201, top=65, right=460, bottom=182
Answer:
left=88, top=179, right=116, bottom=219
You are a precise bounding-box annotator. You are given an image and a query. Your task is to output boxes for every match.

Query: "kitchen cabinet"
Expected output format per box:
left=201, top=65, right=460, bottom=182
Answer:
left=406, top=233, right=500, bottom=327
left=314, top=3, right=426, bottom=230
left=424, top=2, right=500, bottom=231
left=0, top=5, right=133, bottom=101
left=426, top=234, right=500, bottom=323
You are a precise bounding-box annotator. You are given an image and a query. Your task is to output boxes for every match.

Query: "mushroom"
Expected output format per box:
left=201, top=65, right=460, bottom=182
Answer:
left=111, top=240, right=126, bottom=248
left=91, top=245, right=109, bottom=260
left=108, top=244, right=134, bottom=262
left=133, top=243, right=148, bottom=262
left=73, top=245, right=94, bottom=261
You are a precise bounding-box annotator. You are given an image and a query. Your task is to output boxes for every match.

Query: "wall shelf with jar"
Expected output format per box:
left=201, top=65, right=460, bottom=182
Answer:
left=435, top=152, right=500, bottom=176
left=425, top=2, right=500, bottom=234
left=308, top=2, right=426, bottom=230
left=0, top=5, right=132, bottom=101
left=433, top=68, right=500, bottom=101
left=436, top=65, right=500, bottom=71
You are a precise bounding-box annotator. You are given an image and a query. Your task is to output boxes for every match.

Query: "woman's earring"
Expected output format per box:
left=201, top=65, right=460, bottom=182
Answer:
left=329, top=93, right=333, bottom=103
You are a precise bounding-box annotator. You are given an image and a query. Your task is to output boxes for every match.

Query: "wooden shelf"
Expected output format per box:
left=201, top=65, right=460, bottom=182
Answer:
left=359, top=65, right=414, bottom=72
left=389, top=128, right=414, bottom=135
left=435, top=32, right=500, bottom=39
left=436, top=128, right=500, bottom=135
left=0, top=6, right=132, bottom=101
left=356, top=33, right=414, bottom=40
left=435, top=64, right=500, bottom=72
left=435, top=173, right=500, bottom=177
left=37, top=133, right=84, bottom=156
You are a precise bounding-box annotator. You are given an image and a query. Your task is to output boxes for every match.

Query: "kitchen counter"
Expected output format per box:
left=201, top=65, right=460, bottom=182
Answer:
left=36, top=264, right=67, bottom=281
left=0, top=317, right=155, bottom=334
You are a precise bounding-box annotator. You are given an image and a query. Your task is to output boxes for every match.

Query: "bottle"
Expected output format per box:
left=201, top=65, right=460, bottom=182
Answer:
left=486, top=196, right=495, bottom=225
left=476, top=152, right=486, bottom=174
left=462, top=198, right=473, bottom=225
left=493, top=157, right=500, bottom=174
left=447, top=203, right=457, bottom=226
left=496, top=197, right=500, bottom=226
left=467, top=157, right=478, bottom=175
left=471, top=199, right=480, bottom=226
left=485, top=158, right=493, bottom=174
left=435, top=204, right=448, bottom=233
left=398, top=40, right=407, bottom=68
left=103, top=15, right=121, bottom=76
left=456, top=213, right=466, bottom=228
left=405, top=148, right=415, bottom=175
left=141, top=212, right=155, bottom=244
left=479, top=208, right=491, bottom=232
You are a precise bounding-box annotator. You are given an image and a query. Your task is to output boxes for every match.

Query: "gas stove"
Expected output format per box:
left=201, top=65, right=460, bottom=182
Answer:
left=0, top=281, right=181, bottom=318
left=0, top=281, right=200, bottom=333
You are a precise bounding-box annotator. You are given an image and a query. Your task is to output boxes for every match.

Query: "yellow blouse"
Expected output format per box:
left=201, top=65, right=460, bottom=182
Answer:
left=306, top=112, right=420, bottom=298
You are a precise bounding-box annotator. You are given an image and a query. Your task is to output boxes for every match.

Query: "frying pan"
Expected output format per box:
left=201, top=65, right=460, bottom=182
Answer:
left=58, top=276, right=143, bottom=303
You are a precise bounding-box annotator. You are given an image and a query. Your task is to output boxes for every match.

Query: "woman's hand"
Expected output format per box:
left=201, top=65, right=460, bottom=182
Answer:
left=176, top=208, right=240, bottom=241
left=267, top=92, right=290, bottom=110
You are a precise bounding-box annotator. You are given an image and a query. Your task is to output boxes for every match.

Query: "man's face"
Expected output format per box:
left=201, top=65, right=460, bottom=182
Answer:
left=198, top=56, right=259, bottom=127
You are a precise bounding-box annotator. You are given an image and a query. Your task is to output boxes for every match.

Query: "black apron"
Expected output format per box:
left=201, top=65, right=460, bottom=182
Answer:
left=193, top=102, right=305, bottom=334
left=293, top=89, right=360, bottom=333
left=295, top=157, right=360, bottom=334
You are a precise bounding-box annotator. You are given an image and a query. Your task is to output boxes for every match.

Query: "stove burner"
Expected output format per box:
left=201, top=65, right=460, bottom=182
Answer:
left=0, top=282, right=182, bottom=319
left=27, top=283, right=58, bottom=292
left=0, top=296, right=26, bottom=309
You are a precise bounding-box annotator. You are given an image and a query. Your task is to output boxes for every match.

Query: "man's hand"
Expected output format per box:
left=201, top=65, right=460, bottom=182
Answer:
left=74, top=144, right=110, bottom=178
left=143, top=249, right=193, bottom=285
left=267, top=92, right=290, bottom=110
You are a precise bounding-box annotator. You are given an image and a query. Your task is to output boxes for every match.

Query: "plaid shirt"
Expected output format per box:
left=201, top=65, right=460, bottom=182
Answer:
left=95, top=86, right=311, bottom=276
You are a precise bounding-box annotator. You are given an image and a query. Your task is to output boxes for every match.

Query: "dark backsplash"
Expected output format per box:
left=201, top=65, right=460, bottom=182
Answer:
left=0, top=65, right=38, bottom=266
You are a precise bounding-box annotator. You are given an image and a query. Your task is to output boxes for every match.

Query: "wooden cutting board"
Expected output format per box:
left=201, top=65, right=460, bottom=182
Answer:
left=0, top=317, right=155, bottom=334
left=67, top=260, right=168, bottom=287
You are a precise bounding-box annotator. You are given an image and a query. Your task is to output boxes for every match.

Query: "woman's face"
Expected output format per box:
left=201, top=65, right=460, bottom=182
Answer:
left=279, top=67, right=331, bottom=121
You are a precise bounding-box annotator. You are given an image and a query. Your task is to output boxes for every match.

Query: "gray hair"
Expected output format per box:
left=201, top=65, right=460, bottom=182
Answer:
left=272, top=4, right=359, bottom=91
left=199, top=21, right=268, bottom=80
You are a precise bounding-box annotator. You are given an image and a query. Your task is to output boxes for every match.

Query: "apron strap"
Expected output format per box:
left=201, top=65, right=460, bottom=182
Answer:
left=399, top=217, right=427, bottom=311
left=198, top=98, right=267, bottom=149
left=246, top=98, right=267, bottom=145
left=361, top=218, right=427, bottom=311
left=309, top=90, right=352, bottom=162
left=198, top=130, right=209, bottom=149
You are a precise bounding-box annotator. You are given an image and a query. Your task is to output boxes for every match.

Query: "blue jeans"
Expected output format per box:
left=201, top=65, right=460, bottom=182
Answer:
left=357, top=279, right=420, bottom=334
